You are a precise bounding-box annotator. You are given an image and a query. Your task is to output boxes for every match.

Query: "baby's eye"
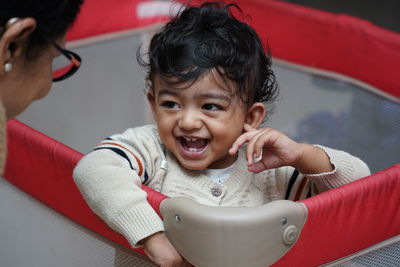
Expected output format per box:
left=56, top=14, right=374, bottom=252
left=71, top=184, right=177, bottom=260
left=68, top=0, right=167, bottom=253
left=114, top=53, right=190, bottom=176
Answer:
left=161, top=101, right=180, bottom=109
left=202, top=103, right=222, bottom=111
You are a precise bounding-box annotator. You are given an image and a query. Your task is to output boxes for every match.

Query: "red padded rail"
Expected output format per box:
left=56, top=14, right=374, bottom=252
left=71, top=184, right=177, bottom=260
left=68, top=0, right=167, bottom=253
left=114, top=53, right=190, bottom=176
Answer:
left=67, top=0, right=171, bottom=41
left=272, top=163, right=400, bottom=267
left=3, top=119, right=167, bottom=254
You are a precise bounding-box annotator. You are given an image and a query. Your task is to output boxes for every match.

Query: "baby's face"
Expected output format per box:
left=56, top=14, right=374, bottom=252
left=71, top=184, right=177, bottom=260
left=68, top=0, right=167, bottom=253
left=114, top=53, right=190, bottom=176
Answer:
left=148, top=72, right=248, bottom=170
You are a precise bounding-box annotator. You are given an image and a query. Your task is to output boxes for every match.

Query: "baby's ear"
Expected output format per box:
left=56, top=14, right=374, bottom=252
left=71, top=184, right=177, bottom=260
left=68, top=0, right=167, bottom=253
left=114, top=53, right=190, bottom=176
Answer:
left=244, top=102, right=266, bottom=130
left=146, top=90, right=155, bottom=105
left=146, top=91, right=157, bottom=119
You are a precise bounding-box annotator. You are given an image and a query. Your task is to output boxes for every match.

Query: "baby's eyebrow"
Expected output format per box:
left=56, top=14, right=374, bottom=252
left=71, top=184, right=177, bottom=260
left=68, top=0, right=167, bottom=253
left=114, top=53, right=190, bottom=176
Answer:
left=199, top=93, right=230, bottom=103
left=158, top=89, right=231, bottom=103
left=158, top=89, right=178, bottom=96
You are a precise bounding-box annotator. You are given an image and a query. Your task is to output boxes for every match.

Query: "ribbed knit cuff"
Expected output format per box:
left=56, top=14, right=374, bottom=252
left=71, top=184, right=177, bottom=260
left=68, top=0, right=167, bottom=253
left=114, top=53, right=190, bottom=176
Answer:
left=305, top=145, right=369, bottom=190
left=111, top=201, right=165, bottom=248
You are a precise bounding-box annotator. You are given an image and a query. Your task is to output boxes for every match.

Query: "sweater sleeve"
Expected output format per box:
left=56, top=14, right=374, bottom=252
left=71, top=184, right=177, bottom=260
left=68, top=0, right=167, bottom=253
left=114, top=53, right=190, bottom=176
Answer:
left=304, top=145, right=371, bottom=193
left=73, top=125, right=165, bottom=247
left=275, top=145, right=370, bottom=200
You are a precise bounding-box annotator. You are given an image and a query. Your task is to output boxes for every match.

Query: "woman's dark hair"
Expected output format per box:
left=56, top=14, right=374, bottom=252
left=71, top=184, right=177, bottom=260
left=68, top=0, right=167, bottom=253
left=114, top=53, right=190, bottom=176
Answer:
left=0, top=0, right=83, bottom=56
left=139, top=1, right=278, bottom=107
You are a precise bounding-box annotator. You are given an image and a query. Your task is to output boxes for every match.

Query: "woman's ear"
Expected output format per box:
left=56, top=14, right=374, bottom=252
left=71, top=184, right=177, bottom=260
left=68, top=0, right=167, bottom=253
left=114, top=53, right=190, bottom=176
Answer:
left=244, top=102, right=266, bottom=130
left=0, top=18, right=36, bottom=67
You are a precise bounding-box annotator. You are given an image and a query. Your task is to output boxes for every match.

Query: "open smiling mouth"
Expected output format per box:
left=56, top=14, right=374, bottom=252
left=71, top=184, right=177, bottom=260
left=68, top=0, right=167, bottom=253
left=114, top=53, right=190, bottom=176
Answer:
left=178, top=137, right=209, bottom=156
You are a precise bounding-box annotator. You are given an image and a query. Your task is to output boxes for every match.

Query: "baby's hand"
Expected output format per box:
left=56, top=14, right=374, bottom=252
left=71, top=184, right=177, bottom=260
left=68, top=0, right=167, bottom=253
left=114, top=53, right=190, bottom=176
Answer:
left=229, top=126, right=303, bottom=173
left=142, top=232, right=191, bottom=267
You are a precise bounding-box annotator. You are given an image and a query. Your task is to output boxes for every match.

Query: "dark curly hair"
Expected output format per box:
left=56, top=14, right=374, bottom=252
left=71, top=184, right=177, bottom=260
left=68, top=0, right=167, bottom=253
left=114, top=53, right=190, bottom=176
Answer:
left=0, top=0, right=83, bottom=58
left=139, top=1, right=278, bottom=109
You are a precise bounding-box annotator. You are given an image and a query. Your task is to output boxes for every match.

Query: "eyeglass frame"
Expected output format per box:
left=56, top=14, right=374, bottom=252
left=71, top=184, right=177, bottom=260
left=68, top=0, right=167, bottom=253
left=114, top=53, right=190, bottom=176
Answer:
left=4, top=17, right=81, bottom=82
left=47, top=38, right=82, bottom=82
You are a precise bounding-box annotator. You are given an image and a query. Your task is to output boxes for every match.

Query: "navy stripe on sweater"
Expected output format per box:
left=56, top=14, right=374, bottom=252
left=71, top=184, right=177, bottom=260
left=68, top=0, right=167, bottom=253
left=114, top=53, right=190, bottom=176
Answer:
left=285, top=169, right=300, bottom=200
left=93, top=146, right=149, bottom=184
left=94, top=147, right=134, bottom=170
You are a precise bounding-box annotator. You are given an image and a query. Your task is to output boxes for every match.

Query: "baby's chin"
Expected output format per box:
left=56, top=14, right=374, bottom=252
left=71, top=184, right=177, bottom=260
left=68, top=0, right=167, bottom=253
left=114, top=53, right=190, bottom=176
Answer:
left=176, top=154, right=237, bottom=170
left=177, top=159, right=209, bottom=171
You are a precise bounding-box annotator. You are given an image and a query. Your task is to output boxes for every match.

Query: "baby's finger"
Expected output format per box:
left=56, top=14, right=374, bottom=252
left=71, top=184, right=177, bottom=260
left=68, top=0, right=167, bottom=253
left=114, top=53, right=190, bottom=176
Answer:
left=229, top=130, right=259, bottom=154
left=243, top=123, right=255, bottom=132
left=248, top=160, right=267, bottom=173
left=253, top=131, right=276, bottom=157
left=253, top=135, right=266, bottom=160
left=245, top=131, right=265, bottom=165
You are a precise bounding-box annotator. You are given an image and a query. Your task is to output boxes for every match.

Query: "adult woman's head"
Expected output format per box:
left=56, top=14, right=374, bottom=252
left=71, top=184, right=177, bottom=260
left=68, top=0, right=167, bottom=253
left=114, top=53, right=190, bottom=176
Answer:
left=0, top=0, right=83, bottom=119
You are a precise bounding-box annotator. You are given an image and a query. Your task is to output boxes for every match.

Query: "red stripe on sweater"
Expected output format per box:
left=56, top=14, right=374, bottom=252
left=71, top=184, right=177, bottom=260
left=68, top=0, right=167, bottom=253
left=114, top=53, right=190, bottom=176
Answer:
left=293, top=177, right=308, bottom=201
left=100, top=142, right=144, bottom=176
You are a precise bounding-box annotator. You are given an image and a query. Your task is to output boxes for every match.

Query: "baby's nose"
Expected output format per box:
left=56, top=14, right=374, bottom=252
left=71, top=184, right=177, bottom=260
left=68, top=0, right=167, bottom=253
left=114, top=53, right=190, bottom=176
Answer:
left=178, top=109, right=202, bottom=131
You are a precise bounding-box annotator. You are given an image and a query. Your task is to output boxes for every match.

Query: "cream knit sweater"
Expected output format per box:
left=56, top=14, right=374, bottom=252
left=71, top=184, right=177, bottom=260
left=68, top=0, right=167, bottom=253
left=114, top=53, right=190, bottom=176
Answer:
left=73, top=125, right=370, bottom=248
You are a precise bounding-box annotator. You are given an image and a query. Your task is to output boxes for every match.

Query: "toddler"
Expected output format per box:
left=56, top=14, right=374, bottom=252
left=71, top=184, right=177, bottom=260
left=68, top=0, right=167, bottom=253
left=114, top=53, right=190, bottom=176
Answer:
left=74, top=2, right=370, bottom=266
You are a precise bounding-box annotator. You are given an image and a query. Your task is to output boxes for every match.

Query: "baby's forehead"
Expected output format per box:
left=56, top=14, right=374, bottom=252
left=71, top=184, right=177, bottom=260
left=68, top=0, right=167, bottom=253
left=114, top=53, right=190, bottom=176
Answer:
left=153, top=71, right=238, bottom=95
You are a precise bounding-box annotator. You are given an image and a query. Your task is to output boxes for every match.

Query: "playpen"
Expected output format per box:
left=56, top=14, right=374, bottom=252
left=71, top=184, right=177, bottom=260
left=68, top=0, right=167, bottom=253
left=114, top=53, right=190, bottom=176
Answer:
left=1, top=0, right=399, bottom=266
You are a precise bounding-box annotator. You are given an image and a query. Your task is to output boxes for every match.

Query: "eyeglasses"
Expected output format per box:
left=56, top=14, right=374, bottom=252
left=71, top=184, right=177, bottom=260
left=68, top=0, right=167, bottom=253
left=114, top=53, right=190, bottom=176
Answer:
left=49, top=40, right=82, bottom=82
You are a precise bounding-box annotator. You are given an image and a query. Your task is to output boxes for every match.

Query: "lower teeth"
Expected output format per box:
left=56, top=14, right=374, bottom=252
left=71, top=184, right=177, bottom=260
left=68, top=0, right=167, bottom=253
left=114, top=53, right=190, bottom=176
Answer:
left=189, top=148, right=198, bottom=152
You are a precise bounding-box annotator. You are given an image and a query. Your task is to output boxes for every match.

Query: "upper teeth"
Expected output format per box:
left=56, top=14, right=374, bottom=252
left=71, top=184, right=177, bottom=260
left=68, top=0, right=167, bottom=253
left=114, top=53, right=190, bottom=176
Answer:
left=184, top=137, right=198, bottom=142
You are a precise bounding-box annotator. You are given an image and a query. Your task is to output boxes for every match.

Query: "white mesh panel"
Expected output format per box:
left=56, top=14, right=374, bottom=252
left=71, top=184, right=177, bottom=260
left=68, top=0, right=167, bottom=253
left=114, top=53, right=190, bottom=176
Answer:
left=336, top=240, right=400, bottom=267
left=269, top=64, right=400, bottom=174
left=326, top=236, right=400, bottom=267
